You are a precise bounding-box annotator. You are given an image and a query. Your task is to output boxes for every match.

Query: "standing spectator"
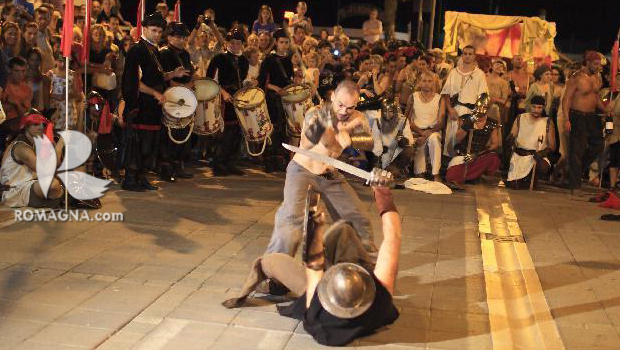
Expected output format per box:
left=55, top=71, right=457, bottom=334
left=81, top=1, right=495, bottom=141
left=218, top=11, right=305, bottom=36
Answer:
left=0, top=22, right=21, bottom=68
left=362, top=8, right=383, bottom=44
left=289, top=1, right=313, bottom=34
left=257, top=32, right=272, bottom=58
left=25, top=47, right=51, bottom=112
left=48, top=10, right=61, bottom=35
left=97, top=0, right=116, bottom=24
left=91, top=0, right=102, bottom=22
left=303, top=51, right=319, bottom=94
left=252, top=5, right=277, bottom=36
left=244, top=46, right=260, bottom=86
left=2, top=57, right=32, bottom=121
left=1, top=4, right=20, bottom=24
left=486, top=59, right=510, bottom=125
left=87, top=25, right=113, bottom=102
left=301, top=36, right=317, bottom=56
left=319, top=29, right=329, bottom=41
left=20, top=22, right=38, bottom=58
left=524, top=65, right=553, bottom=115
left=156, top=2, right=168, bottom=19
left=109, top=16, right=125, bottom=46
left=292, top=25, right=307, bottom=48
left=48, top=53, right=80, bottom=130
left=607, top=80, right=620, bottom=189
left=247, top=33, right=259, bottom=48
left=34, top=6, right=54, bottom=74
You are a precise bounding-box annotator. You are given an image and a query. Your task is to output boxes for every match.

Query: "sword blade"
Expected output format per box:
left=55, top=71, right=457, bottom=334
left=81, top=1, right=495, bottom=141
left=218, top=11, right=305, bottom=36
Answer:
left=282, top=143, right=372, bottom=181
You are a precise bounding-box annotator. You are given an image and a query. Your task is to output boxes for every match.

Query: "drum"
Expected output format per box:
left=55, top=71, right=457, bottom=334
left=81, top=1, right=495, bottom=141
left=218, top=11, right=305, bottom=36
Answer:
left=281, top=84, right=313, bottom=138
left=232, top=87, right=273, bottom=156
left=193, top=78, right=224, bottom=135
left=162, top=86, right=197, bottom=144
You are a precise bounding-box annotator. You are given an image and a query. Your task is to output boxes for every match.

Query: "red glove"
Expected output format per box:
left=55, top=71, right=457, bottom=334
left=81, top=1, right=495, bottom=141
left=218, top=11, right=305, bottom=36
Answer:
left=374, top=187, right=397, bottom=216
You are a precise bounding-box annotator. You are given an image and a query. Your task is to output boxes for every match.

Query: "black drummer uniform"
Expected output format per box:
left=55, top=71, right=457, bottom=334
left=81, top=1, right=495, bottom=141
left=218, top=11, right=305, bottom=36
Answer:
left=121, top=31, right=166, bottom=190
left=257, top=51, right=293, bottom=171
left=159, top=33, right=196, bottom=181
left=206, top=49, right=249, bottom=175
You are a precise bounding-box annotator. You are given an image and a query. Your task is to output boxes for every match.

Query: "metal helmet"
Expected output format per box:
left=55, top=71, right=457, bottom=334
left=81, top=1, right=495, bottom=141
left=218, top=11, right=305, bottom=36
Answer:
left=380, top=98, right=401, bottom=121
left=317, top=262, right=376, bottom=319
left=472, top=92, right=490, bottom=117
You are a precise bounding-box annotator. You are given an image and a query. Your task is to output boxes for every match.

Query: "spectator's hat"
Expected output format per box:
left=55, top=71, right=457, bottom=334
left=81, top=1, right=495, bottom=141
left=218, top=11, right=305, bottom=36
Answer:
left=226, top=28, right=245, bottom=42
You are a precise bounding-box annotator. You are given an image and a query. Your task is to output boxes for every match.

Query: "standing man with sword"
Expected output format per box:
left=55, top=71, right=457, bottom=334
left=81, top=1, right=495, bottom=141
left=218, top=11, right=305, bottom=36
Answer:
left=265, top=79, right=382, bottom=265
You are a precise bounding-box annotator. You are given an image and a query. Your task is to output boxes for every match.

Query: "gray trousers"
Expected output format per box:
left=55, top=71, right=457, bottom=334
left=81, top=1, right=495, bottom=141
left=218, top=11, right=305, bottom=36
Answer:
left=265, top=160, right=376, bottom=257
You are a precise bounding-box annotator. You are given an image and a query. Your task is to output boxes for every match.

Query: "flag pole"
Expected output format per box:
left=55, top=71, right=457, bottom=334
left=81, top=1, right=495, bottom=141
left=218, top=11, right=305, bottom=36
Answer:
left=65, top=55, right=69, bottom=211
left=83, top=0, right=89, bottom=134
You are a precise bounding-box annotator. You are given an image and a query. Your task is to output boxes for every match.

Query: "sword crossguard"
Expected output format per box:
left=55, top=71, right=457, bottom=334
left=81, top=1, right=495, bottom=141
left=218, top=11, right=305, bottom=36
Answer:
left=368, top=168, right=394, bottom=188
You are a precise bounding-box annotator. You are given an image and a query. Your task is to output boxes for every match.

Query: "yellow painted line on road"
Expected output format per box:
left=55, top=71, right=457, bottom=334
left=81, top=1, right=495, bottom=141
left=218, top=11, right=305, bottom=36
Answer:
left=475, top=187, right=565, bottom=350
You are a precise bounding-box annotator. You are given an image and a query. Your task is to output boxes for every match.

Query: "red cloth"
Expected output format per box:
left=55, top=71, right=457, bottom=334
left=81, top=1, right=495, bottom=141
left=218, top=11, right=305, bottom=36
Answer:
left=445, top=153, right=500, bottom=183
left=134, top=0, right=145, bottom=41
left=61, top=0, right=74, bottom=57
left=19, top=113, right=54, bottom=142
left=81, top=0, right=91, bottom=63
left=174, top=0, right=180, bottom=22
left=599, top=192, right=620, bottom=210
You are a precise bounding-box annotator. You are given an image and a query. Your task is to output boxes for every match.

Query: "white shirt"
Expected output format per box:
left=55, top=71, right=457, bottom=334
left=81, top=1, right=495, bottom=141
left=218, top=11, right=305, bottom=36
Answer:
left=412, top=92, right=441, bottom=129
left=440, top=66, right=488, bottom=116
left=362, top=19, right=383, bottom=44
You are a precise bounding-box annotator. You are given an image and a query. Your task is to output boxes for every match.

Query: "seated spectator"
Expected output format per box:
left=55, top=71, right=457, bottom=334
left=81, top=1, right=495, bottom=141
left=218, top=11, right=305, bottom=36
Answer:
left=445, top=94, right=500, bottom=188
left=525, top=65, right=553, bottom=115
left=2, top=57, right=33, bottom=121
left=408, top=71, right=445, bottom=182
left=252, top=5, right=276, bottom=36
left=506, top=96, right=556, bottom=189
left=0, top=110, right=63, bottom=208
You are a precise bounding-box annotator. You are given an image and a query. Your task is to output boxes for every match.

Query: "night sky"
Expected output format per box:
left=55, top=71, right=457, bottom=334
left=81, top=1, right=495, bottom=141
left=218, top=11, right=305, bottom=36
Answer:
left=120, top=0, right=620, bottom=54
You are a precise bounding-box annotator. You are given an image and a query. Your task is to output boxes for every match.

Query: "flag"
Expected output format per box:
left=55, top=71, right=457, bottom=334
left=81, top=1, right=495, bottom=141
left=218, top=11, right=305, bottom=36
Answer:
left=611, top=31, right=619, bottom=93
left=81, top=0, right=91, bottom=63
left=60, top=0, right=74, bottom=57
left=134, top=0, right=145, bottom=41
left=174, top=0, right=180, bottom=22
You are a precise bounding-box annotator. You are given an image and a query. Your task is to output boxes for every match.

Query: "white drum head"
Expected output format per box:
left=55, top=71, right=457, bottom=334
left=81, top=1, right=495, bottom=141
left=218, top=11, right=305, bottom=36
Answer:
left=233, top=88, right=265, bottom=109
left=281, top=84, right=310, bottom=103
left=195, top=78, right=220, bottom=101
left=163, top=87, right=198, bottom=119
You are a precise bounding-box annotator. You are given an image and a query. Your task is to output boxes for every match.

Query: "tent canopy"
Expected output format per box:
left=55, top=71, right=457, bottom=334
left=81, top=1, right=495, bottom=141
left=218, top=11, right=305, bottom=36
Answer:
left=443, top=11, right=559, bottom=61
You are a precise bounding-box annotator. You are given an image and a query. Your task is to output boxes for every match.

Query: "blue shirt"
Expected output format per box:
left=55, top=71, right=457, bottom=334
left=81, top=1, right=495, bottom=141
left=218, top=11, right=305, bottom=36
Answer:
left=252, top=21, right=276, bottom=36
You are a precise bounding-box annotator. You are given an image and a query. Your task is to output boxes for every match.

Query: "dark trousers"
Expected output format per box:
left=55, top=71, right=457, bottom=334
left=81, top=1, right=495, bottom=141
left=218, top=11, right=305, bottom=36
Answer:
left=159, top=125, right=192, bottom=173
left=568, top=110, right=603, bottom=189
left=123, top=128, right=160, bottom=181
left=264, top=91, right=287, bottom=162
left=212, top=100, right=243, bottom=166
left=387, top=146, right=416, bottom=172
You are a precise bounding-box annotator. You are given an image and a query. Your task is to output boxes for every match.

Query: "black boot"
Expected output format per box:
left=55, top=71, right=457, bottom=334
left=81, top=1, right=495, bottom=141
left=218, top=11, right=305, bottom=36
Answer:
left=137, top=173, right=158, bottom=190
left=121, top=171, right=146, bottom=192
left=264, top=157, right=274, bottom=173
left=175, top=164, right=194, bottom=179
left=226, top=163, right=245, bottom=176
left=212, top=162, right=229, bottom=176
left=159, top=164, right=176, bottom=183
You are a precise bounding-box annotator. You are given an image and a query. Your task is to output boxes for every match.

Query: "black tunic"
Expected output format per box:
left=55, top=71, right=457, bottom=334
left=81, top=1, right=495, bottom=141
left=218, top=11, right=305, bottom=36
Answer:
left=258, top=53, right=293, bottom=90
left=159, top=45, right=195, bottom=86
left=278, top=273, right=399, bottom=346
left=206, top=51, right=249, bottom=94
left=121, top=39, right=166, bottom=126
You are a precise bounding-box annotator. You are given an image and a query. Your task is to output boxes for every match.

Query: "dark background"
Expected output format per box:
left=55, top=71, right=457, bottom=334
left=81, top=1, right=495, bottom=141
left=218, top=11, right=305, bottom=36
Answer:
left=120, top=0, right=620, bottom=54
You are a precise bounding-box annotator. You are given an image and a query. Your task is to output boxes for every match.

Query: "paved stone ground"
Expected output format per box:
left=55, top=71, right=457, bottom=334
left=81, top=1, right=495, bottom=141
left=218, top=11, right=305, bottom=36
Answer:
left=0, top=165, right=490, bottom=350
left=0, top=164, right=617, bottom=350
left=509, top=187, right=620, bottom=350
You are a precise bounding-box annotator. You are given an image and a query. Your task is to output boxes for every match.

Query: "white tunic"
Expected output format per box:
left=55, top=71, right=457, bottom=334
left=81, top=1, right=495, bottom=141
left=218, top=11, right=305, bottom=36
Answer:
left=412, top=92, right=441, bottom=128
left=441, top=67, right=488, bottom=156
left=1, top=141, right=36, bottom=207
left=507, top=113, right=549, bottom=181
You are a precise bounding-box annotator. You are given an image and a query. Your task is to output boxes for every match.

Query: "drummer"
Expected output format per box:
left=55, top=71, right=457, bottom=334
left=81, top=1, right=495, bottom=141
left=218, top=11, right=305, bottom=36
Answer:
left=206, top=28, right=249, bottom=177
left=120, top=12, right=189, bottom=192
left=159, top=21, right=195, bottom=182
left=258, top=28, right=294, bottom=173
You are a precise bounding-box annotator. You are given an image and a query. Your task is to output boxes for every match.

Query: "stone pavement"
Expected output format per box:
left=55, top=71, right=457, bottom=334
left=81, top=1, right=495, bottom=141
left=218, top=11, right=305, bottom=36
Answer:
left=0, top=165, right=617, bottom=349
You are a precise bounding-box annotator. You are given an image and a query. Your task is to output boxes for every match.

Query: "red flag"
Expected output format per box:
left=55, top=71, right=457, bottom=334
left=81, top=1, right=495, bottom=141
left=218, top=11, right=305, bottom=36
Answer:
left=134, top=0, right=145, bottom=41
left=611, top=36, right=619, bottom=93
left=81, top=0, right=91, bottom=63
left=174, top=0, right=180, bottom=22
left=60, top=0, right=74, bottom=57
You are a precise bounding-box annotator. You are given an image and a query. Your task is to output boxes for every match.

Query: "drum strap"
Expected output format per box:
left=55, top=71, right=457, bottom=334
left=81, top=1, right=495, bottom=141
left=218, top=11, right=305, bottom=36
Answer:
left=143, top=40, right=164, bottom=77
left=275, top=56, right=292, bottom=85
left=225, top=52, right=242, bottom=91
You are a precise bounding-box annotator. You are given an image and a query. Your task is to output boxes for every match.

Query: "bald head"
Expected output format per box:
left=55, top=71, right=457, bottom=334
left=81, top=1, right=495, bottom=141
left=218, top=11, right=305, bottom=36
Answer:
left=334, top=79, right=360, bottom=97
